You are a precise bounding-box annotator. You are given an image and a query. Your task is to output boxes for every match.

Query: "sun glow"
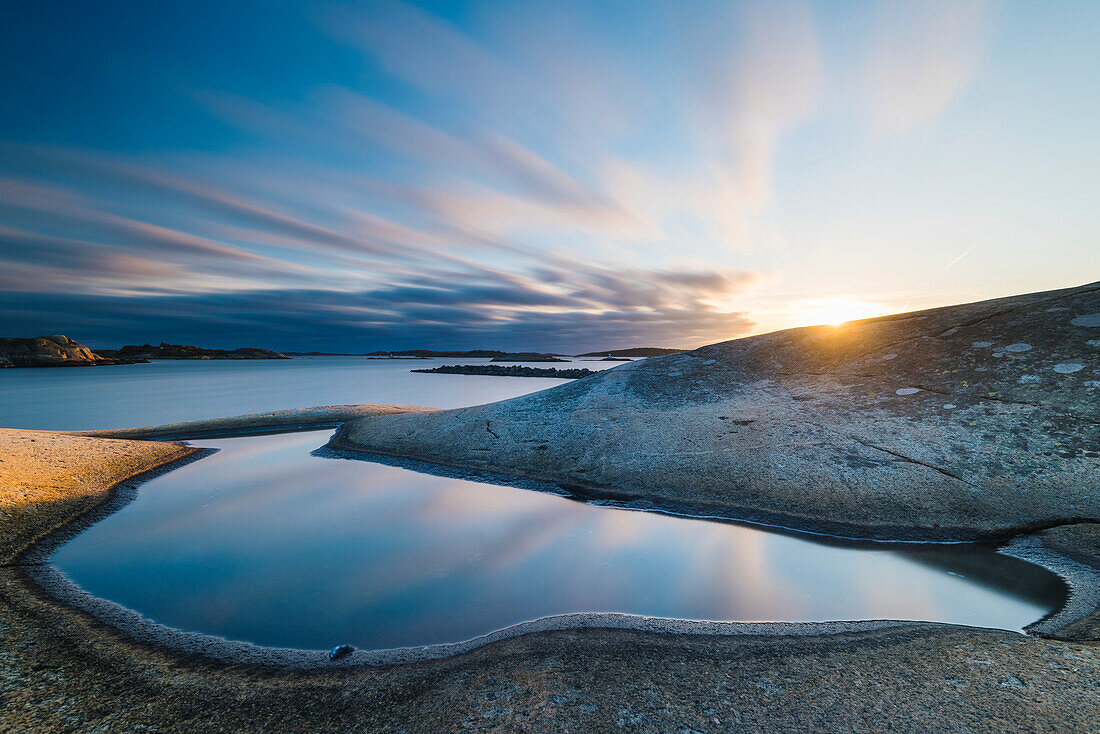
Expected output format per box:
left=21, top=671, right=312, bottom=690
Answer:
left=792, top=298, right=890, bottom=327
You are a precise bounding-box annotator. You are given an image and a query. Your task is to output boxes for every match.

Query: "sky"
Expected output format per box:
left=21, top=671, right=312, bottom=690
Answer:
left=1, top=0, right=1098, bottom=352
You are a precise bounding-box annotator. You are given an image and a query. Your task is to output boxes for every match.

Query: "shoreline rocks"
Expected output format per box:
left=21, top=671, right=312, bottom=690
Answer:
left=0, top=335, right=142, bottom=368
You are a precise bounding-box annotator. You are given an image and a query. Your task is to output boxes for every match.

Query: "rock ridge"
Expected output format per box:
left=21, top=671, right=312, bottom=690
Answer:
left=335, top=281, right=1100, bottom=538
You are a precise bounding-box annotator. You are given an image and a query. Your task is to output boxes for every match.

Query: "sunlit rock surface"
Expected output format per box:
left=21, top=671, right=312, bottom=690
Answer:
left=335, top=281, right=1100, bottom=539
left=0, top=335, right=121, bottom=368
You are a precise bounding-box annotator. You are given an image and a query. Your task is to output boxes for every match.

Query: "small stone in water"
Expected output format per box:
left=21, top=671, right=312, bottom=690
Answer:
left=329, top=644, right=354, bottom=660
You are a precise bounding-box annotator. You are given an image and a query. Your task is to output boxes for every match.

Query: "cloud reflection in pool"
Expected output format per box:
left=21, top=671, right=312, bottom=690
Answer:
left=50, top=431, right=1065, bottom=651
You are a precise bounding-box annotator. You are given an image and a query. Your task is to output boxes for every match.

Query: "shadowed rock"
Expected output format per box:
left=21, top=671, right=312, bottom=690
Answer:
left=334, top=281, right=1100, bottom=539
left=98, top=342, right=289, bottom=360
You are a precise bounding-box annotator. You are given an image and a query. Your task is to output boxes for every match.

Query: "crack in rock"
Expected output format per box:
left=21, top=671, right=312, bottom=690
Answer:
left=851, top=438, right=975, bottom=486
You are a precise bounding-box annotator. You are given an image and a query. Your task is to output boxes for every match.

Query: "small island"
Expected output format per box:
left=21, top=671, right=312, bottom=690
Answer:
left=98, top=343, right=289, bottom=360
left=489, top=354, right=568, bottom=362
left=412, top=364, right=596, bottom=378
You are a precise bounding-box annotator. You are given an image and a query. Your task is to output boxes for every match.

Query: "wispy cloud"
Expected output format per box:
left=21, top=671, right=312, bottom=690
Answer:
left=866, top=0, right=992, bottom=134
left=0, top=0, right=1018, bottom=350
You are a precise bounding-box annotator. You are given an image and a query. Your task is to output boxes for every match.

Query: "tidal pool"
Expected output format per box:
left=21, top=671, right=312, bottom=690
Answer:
left=50, top=431, right=1065, bottom=652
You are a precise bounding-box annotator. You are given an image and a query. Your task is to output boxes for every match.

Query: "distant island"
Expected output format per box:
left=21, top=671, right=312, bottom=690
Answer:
left=489, top=354, right=568, bottom=363
left=412, top=364, right=596, bottom=379
left=0, top=335, right=143, bottom=368
left=367, top=349, right=565, bottom=359
left=575, top=347, right=683, bottom=357
left=98, top=343, right=289, bottom=360
left=2, top=336, right=682, bottom=368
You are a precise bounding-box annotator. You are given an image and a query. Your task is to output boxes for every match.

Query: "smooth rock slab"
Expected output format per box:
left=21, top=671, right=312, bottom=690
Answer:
left=335, top=281, right=1100, bottom=539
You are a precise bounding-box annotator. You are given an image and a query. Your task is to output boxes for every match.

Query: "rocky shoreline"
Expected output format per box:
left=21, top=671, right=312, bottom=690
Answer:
left=1, top=416, right=1098, bottom=731
left=337, top=281, right=1100, bottom=540
left=412, top=364, right=597, bottom=378
left=0, top=335, right=143, bottom=368
left=3, top=282, right=1100, bottom=731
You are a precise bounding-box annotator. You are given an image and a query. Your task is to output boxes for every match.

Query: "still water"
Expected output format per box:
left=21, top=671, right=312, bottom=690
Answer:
left=50, top=431, right=1064, bottom=652
left=0, top=356, right=617, bottom=431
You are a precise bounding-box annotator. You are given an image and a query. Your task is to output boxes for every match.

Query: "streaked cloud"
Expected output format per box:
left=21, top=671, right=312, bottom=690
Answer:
left=866, top=0, right=992, bottom=134
left=7, top=0, right=1090, bottom=351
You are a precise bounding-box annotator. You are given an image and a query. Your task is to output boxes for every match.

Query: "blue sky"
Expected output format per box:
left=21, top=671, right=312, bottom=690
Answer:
left=2, top=0, right=1097, bottom=351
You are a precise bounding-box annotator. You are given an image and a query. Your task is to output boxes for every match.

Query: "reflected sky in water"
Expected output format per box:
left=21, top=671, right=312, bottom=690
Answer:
left=51, top=431, right=1063, bottom=651
left=0, top=356, right=616, bottom=431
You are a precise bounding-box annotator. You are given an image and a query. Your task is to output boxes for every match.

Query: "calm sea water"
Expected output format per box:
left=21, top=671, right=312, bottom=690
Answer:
left=0, top=356, right=617, bottom=430
left=50, top=431, right=1063, bottom=651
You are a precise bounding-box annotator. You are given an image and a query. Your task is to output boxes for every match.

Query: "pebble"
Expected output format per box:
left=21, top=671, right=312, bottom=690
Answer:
left=896, top=388, right=921, bottom=396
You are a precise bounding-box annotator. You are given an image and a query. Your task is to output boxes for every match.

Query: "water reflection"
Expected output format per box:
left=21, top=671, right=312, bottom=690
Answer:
left=51, top=431, right=1065, bottom=651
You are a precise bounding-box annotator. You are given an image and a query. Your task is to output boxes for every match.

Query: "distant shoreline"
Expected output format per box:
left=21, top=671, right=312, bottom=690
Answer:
left=412, top=364, right=597, bottom=379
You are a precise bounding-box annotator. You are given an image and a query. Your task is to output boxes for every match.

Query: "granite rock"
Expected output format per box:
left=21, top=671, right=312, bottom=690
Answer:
left=335, top=281, right=1100, bottom=539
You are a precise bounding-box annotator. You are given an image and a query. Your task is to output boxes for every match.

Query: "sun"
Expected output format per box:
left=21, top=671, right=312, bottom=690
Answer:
left=792, top=298, right=889, bottom=327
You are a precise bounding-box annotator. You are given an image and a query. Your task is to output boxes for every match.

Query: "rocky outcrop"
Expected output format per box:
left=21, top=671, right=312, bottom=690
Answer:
left=0, top=335, right=131, bottom=368
left=335, top=281, right=1100, bottom=540
left=75, top=404, right=434, bottom=440
left=100, top=342, right=289, bottom=360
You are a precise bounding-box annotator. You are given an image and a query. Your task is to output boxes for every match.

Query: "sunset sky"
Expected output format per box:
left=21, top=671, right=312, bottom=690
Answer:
left=2, top=0, right=1097, bottom=351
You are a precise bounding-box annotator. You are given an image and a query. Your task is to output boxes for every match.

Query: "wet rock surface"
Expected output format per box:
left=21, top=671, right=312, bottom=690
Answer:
left=337, top=281, right=1100, bottom=539
left=1036, top=524, right=1100, bottom=641
left=3, top=580, right=1098, bottom=733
